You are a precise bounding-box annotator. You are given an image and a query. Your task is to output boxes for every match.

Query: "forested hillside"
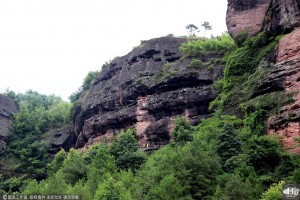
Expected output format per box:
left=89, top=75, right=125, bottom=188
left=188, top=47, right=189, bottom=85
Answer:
left=1, top=0, right=300, bottom=199
left=1, top=32, right=299, bottom=200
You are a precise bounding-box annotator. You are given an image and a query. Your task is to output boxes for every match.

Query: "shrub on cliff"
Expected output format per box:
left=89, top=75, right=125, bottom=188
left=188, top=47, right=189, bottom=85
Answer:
left=180, top=33, right=236, bottom=57
left=69, top=70, right=98, bottom=103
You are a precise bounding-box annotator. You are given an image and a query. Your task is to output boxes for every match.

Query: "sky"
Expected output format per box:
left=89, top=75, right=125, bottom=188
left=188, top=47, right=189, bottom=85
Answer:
left=0, top=0, right=228, bottom=101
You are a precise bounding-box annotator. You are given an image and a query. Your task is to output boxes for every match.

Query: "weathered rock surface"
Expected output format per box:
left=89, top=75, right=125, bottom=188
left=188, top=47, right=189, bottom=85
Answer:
left=265, top=0, right=300, bottom=35
left=0, top=94, right=18, bottom=155
left=43, top=125, right=76, bottom=154
left=74, top=37, right=225, bottom=148
left=227, top=0, right=300, bottom=38
left=266, top=28, right=300, bottom=153
left=240, top=28, right=300, bottom=153
left=227, top=0, right=300, bottom=152
left=226, top=0, right=271, bottom=38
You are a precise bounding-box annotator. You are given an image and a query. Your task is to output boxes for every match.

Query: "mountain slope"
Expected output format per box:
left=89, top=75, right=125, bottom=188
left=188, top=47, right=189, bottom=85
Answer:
left=74, top=37, right=226, bottom=149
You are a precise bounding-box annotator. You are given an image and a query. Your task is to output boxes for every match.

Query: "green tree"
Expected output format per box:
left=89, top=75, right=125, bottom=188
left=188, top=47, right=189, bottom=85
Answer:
left=171, top=117, right=194, bottom=146
left=293, top=167, right=300, bottom=183
left=47, top=149, right=67, bottom=176
left=260, top=181, right=284, bottom=200
left=9, top=105, right=50, bottom=178
left=60, top=149, right=87, bottom=185
left=0, top=175, right=5, bottom=195
left=110, top=129, right=146, bottom=171
left=84, top=144, right=117, bottom=198
left=22, top=179, right=42, bottom=195
left=186, top=24, right=198, bottom=36
left=132, top=140, right=221, bottom=199
left=245, top=135, right=282, bottom=174
left=213, top=174, right=253, bottom=200
left=46, top=101, right=72, bottom=128
left=15, top=90, right=62, bottom=111
left=7, top=91, right=71, bottom=180
left=94, top=175, right=132, bottom=200
left=148, top=174, right=190, bottom=200
left=202, top=21, right=212, bottom=37
left=216, top=124, right=241, bottom=167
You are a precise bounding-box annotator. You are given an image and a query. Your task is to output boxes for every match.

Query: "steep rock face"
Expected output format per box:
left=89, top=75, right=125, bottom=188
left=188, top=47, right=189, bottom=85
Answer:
left=226, top=0, right=300, bottom=152
left=265, top=0, right=300, bottom=34
left=267, top=28, right=300, bottom=153
left=0, top=94, right=18, bottom=155
left=227, top=0, right=300, bottom=38
left=226, top=0, right=271, bottom=38
left=74, top=37, right=225, bottom=148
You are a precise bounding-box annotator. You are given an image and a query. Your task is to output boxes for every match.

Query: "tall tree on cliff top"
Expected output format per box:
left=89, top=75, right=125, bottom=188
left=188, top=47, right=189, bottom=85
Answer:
left=202, top=21, right=212, bottom=37
left=186, top=24, right=198, bottom=37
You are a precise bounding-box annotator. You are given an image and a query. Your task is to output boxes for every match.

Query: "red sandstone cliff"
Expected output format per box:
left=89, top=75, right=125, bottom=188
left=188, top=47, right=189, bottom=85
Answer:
left=227, top=0, right=300, bottom=152
left=73, top=37, right=225, bottom=149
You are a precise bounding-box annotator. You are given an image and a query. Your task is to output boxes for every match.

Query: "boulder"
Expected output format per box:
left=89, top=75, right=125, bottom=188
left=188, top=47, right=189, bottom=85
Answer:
left=43, top=125, right=76, bottom=154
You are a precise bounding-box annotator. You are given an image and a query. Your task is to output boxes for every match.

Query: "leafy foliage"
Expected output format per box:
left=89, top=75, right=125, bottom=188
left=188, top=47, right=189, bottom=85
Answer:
left=213, top=174, right=253, bottom=200
left=213, top=33, right=285, bottom=113
left=216, top=124, right=241, bottom=166
left=60, top=149, right=87, bottom=185
left=153, top=62, right=177, bottom=83
left=245, top=135, right=283, bottom=174
left=0, top=90, right=73, bottom=193
left=7, top=91, right=72, bottom=180
left=260, top=181, right=284, bottom=200
left=180, top=33, right=237, bottom=57
left=187, top=59, right=204, bottom=69
left=110, top=129, right=146, bottom=171
left=171, top=117, right=194, bottom=145
left=47, top=149, right=67, bottom=176
left=69, top=71, right=98, bottom=103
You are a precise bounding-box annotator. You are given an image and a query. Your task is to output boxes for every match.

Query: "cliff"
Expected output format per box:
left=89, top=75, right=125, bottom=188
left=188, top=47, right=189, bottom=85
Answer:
left=227, top=0, right=300, bottom=38
left=71, top=0, right=300, bottom=152
left=227, top=0, right=300, bottom=152
left=73, top=37, right=225, bottom=149
left=0, top=94, right=18, bottom=156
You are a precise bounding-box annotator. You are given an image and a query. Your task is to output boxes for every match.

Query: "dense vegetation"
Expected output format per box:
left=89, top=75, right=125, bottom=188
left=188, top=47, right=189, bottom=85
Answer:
left=0, top=90, right=72, bottom=192
left=11, top=115, right=300, bottom=200
left=1, top=33, right=300, bottom=199
left=180, top=33, right=237, bottom=57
